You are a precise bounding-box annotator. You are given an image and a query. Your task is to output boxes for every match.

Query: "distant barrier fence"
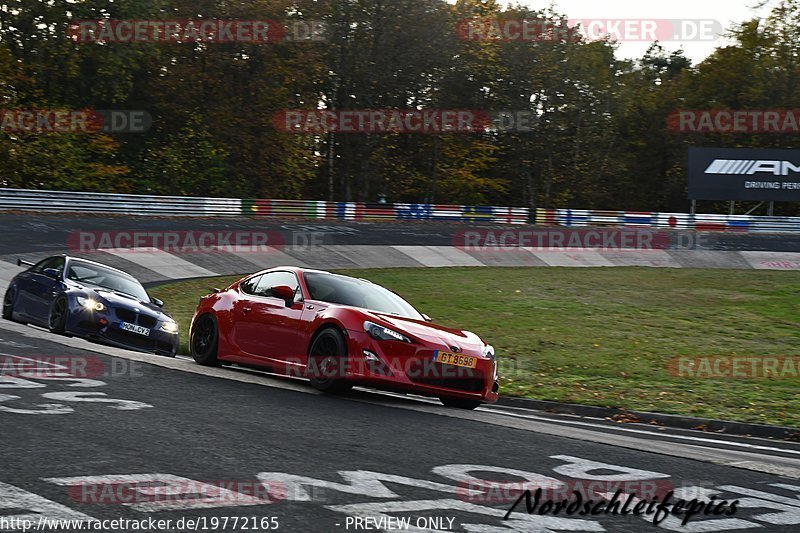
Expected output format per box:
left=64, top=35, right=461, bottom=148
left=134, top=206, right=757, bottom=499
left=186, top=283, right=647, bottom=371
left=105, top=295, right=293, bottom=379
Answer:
left=0, top=188, right=529, bottom=224
left=4, top=188, right=800, bottom=231
left=536, top=208, right=800, bottom=233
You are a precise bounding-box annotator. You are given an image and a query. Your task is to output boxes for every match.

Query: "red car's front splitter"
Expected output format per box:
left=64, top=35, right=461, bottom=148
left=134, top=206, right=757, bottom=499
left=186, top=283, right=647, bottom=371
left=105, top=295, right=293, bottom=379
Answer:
left=344, top=332, right=499, bottom=404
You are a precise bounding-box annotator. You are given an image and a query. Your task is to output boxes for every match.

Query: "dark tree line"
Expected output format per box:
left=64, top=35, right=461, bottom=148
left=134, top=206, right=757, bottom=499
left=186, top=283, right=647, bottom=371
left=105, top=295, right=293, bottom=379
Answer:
left=1, top=0, right=800, bottom=213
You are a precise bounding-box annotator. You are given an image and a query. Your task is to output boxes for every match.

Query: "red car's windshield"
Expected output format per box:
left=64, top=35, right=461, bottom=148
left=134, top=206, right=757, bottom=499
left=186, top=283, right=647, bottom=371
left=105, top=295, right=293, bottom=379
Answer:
left=303, top=272, right=423, bottom=320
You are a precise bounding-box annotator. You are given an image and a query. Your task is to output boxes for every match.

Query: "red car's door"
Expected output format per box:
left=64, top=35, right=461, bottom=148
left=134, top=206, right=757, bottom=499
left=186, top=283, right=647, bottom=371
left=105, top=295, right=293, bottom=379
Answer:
left=232, top=271, right=304, bottom=364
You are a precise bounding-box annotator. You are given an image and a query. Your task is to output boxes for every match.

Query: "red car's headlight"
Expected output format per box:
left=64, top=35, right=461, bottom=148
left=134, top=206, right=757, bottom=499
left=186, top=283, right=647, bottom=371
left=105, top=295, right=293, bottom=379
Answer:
left=483, top=344, right=496, bottom=360
left=364, top=321, right=412, bottom=343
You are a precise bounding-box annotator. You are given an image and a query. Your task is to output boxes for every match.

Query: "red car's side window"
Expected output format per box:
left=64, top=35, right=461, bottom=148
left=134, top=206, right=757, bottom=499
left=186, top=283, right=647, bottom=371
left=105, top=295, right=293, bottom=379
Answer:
left=241, top=272, right=300, bottom=299
left=240, top=275, right=262, bottom=295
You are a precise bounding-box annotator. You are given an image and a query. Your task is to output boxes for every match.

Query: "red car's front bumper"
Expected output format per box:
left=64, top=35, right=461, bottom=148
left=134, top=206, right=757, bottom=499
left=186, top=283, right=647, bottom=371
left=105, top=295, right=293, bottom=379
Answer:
left=343, top=330, right=499, bottom=404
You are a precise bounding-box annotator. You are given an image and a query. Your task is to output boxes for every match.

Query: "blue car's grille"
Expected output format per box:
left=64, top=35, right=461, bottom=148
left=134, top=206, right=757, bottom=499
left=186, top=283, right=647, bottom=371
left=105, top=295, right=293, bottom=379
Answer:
left=115, top=308, right=136, bottom=322
left=114, top=308, right=157, bottom=328
left=138, top=315, right=157, bottom=328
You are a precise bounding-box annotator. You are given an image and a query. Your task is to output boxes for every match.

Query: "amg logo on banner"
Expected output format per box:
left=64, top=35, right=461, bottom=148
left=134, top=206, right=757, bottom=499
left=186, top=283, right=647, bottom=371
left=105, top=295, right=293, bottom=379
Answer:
left=688, top=147, right=800, bottom=201
left=704, top=159, right=800, bottom=176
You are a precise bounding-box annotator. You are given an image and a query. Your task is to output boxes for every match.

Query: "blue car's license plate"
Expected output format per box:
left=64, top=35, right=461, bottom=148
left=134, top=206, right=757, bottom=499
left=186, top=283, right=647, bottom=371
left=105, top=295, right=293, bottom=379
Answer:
left=120, top=322, right=150, bottom=336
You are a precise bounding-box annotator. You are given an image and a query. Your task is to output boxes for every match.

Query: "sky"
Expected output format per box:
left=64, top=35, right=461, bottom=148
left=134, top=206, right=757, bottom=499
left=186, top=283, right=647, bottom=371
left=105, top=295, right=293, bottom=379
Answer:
left=480, top=0, right=776, bottom=63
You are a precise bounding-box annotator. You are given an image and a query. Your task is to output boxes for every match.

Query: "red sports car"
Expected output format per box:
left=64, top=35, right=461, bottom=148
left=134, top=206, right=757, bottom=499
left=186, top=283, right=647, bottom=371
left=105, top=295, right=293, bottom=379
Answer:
left=189, top=267, right=499, bottom=409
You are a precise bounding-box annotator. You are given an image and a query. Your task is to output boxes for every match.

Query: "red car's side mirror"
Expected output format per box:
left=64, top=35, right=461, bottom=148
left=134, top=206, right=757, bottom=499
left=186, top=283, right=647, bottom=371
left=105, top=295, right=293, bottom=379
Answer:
left=272, top=285, right=296, bottom=307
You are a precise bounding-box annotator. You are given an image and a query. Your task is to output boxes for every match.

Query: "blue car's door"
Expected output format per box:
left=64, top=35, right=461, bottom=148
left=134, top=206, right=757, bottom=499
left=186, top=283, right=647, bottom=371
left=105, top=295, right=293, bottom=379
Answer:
left=13, top=271, right=36, bottom=318
left=16, top=257, right=65, bottom=324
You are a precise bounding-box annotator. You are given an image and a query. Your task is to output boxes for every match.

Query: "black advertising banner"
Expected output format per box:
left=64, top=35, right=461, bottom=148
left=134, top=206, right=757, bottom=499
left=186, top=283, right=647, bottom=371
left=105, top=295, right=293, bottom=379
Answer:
left=688, top=147, right=800, bottom=201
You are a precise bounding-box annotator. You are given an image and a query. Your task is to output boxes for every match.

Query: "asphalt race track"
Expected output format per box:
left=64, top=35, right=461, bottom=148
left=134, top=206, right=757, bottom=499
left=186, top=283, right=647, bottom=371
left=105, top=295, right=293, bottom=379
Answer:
left=3, top=317, right=800, bottom=533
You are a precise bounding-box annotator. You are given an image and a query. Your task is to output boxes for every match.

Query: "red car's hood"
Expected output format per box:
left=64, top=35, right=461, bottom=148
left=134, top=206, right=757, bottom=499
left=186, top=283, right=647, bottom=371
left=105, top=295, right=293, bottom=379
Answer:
left=370, top=312, right=486, bottom=352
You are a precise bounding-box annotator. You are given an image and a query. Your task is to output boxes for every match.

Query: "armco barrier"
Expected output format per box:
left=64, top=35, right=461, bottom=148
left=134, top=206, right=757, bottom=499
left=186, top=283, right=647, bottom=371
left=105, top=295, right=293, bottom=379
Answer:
left=536, top=208, right=800, bottom=233
left=0, top=188, right=529, bottom=224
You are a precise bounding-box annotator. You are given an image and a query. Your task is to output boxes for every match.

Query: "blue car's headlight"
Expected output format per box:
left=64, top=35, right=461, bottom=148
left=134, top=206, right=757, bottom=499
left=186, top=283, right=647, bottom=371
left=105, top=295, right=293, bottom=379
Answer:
left=364, top=321, right=411, bottom=343
left=160, top=321, right=179, bottom=334
left=77, top=297, right=105, bottom=312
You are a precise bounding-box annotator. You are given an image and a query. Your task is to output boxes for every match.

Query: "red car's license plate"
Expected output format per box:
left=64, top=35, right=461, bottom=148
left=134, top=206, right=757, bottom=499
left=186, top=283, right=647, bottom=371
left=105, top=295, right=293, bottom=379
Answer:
left=433, top=351, right=477, bottom=369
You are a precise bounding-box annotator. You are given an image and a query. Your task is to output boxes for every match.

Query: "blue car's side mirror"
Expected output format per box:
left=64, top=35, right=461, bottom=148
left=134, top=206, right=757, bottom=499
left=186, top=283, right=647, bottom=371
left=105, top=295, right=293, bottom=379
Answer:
left=42, top=268, right=61, bottom=280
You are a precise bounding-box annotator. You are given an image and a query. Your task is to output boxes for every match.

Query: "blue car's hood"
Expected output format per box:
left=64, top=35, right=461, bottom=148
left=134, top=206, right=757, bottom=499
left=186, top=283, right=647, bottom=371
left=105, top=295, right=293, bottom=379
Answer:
left=80, top=287, right=171, bottom=319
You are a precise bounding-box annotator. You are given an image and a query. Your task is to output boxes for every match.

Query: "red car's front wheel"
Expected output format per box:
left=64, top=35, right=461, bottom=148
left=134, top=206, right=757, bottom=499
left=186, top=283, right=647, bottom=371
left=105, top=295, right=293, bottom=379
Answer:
left=192, top=314, right=219, bottom=366
left=440, top=397, right=482, bottom=410
left=308, top=328, right=353, bottom=394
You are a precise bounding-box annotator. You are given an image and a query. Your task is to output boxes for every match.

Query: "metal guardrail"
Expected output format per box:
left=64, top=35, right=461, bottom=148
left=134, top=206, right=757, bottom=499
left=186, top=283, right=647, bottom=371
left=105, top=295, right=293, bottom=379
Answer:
left=5, top=189, right=798, bottom=232
left=0, top=188, right=530, bottom=224
left=0, top=189, right=240, bottom=217
left=536, top=208, right=800, bottom=233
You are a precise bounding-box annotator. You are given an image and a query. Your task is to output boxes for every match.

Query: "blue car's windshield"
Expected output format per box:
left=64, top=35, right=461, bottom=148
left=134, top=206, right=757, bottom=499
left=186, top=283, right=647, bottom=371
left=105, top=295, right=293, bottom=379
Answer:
left=303, top=272, right=422, bottom=320
left=67, top=261, right=150, bottom=302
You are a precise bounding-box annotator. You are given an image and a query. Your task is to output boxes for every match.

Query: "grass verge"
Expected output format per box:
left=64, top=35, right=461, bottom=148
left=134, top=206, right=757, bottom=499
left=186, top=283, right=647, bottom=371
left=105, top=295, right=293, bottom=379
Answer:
left=149, top=267, right=800, bottom=428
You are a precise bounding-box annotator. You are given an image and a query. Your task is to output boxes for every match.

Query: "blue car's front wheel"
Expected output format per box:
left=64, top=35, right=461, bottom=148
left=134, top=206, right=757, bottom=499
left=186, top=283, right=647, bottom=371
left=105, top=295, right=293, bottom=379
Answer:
left=2, top=287, right=17, bottom=321
left=48, top=296, right=68, bottom=334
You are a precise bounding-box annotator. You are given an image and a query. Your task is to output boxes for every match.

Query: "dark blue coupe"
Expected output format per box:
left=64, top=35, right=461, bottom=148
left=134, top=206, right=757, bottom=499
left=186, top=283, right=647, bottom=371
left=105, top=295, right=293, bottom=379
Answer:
left=3, top=255, right=179, bottom=357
